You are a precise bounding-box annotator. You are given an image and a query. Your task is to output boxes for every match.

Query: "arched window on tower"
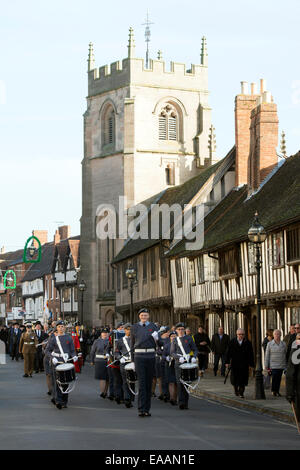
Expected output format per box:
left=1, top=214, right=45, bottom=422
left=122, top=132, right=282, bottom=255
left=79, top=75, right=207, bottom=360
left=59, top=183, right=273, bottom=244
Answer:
left=102, top=105, right=115, bottom=150
left=159, top=104, right=178, bottom=141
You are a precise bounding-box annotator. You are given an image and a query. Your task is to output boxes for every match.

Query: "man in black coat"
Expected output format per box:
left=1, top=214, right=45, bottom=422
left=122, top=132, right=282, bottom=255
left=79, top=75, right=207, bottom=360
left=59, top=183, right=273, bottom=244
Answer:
left=34, top=322, right=48, bottom=372
left=286, top=332, right=300, bottom=423
left=286, top=323, right=300, bottom=361
left=193, top=326, right=211, bottom=376
left=211, top=327, right=230, bottom=376
left=9, top=322, right=22, bottom=361
left=225, top=328, right=254, bottom=398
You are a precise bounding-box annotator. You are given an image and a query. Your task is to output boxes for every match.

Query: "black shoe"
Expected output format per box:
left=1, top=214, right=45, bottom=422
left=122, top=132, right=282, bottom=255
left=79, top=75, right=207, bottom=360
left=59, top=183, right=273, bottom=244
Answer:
left=108, top=396, right=114, bottom=401
left=47, top=391, right=52, bottom=395
left=170, top=400, right=177, bottom=406
left=144, top=412, right=151, bottom=417
left=214, top=371, right=217, bottom=376
left=158, top=394, right=164, bottom=400
left=139, top=412, right=145, bottom=417
left=51, top=398, right=56, bottom=405
left=100, top=392, right=107, bottom=398
left=62, top=404, right=67, bottom=408
left=184, top=405, right=189, bottom=409
left=35, top=371, right=39, bottom=374
left=234, top=388, right=239, bottom=396
left=152, top=392, right=156, bottom=397
left=125, top=401, right=133, bottom=408
left=29, top=374, right=33, bottom=377
left=163, top=395, right=170, bottom=402
left=179, top=404, right=185, bottom=410
left=23, top=374, right=29, bottom=377
left=277, top=392, right=282, bottom=397
left=56, top=403, right=62, bottom=410
left=40, top=369, right=44, bottom=372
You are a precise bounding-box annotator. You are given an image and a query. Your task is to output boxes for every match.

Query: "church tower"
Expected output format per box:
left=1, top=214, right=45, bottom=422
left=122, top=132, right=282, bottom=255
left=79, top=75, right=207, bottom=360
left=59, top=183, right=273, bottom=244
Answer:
left=81, top=29, right=214, bottom=326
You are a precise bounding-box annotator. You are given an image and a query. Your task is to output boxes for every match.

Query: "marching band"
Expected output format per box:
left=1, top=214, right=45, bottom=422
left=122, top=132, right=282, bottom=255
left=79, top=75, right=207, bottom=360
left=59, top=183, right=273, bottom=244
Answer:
left=15, top=309, right=201, bottom=415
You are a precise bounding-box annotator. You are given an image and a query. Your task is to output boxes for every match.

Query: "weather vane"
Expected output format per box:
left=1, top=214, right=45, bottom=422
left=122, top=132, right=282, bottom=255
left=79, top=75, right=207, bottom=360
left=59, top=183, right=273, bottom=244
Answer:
left=142, top=10, right=154, bottom=69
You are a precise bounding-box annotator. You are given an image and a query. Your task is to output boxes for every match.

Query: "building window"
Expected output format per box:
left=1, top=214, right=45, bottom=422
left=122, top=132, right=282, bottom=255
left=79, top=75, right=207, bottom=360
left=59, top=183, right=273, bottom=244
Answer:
left=270, top=232, right=284, bottom=267
left=291, top=307, right=300, bottom=324
left=266, top=309, right=278, bottom=330
left=63, top=288, right=71, bottom=303
left=117, top=265, right=121, bottom=292
left=150, top=249, right=156, bottom=281
left=175, top=259, right=182, bottom=286
left=102, top=105, right=115, bottom=149
left=159, top=245, right=167, bottom=277
left=165, top=164, right=175, bottom=186
left=143, top=253, right=148, bottom=283
left=159, top=104, right=178, bottom=141
left=189, top=259, right=196, bottom=286
left=287, top=226, right=300, bottom=263
left=197, top=255, right=205, bottom=283
left=248, top=243, right=256, bottom=274
left=74, top=287, right=78, bottom=303
left=219, top=246, right=241, bottom=278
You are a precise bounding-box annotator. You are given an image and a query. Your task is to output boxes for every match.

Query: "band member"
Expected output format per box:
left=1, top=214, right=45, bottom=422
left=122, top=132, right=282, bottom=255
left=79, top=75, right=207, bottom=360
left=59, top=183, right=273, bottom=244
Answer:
left=116, top=323, right=134, bottom=408
left=108, top=322, right=125, bottom=404
left=154, top=327, right=171, bottom=400
left=34, top=322, right=48, bottom=373
left=163, top=330, right=178, bottom=405
left=45, top=320, right=78, bottom=410
left=286, top=332, right=300, bottom=423
left=44, top=328, right=57, bottom=395
left=90, top=327, right=111, bottom=398
left=9, top=322, right=22, bottom=361
left=170, top=322, right=198, bottom=410
left=19, top=323, right=38, bottom=377
left=71, top=326, right=82, bottom=373
left=131, top=308, right=159, bottom=417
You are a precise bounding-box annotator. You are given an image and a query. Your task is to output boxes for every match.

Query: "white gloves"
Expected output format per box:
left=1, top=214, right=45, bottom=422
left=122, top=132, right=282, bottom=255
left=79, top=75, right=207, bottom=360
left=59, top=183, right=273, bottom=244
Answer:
left=191, top=357, right=197, bottom=364
left=105, top=353, right=110, bottom=358
left=52, top=357, right=58, bottom=365
left=151, top=331, right=159, bottom=341
left=131, top=362, right=135, bottom=370
left=120, top=357, right=126, bottom=364
left=179, top=357, right=185, bottom=363
left=72, top=356, right=78, bottom=362
left=79, top=338, right=83, bottom=342
left=166, top=355, right=170, bottom=362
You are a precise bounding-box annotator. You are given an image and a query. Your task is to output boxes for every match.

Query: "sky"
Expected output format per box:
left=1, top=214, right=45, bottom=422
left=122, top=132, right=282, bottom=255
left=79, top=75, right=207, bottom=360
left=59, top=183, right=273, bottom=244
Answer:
left=1, top=0, right=300, bottom=250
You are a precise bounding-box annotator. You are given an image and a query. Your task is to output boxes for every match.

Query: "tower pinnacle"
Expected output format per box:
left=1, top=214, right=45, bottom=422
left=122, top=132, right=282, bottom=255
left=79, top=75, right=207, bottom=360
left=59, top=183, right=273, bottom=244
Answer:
left=201, top=36, right=208, bottom=66
left=280, top=130, right=287, bottom=158
left=87, top=42, right=95, bottom=72
left=127, top=27, right=135, bottom=59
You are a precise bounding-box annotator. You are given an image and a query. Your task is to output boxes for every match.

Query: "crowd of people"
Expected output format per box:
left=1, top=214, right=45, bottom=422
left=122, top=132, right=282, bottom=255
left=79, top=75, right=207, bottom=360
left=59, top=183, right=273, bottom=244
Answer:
left=0, top=316, right=299, bottom=422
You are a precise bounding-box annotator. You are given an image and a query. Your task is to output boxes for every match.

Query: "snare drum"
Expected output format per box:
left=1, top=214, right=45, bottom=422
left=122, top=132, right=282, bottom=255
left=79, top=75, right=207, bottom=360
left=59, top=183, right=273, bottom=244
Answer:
left=124, top=362, right=137, bottom=383
left=55, top=363, right=76, bottom=385
left=179, top=363, right=198, bottom=383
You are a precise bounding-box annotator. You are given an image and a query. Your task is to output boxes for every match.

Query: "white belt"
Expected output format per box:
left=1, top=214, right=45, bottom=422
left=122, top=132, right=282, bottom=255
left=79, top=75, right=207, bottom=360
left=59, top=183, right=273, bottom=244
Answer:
left=24, top=342, right=34, bottom=345
left=96, top=354, right=107, bottom=359
left=135, top=348, right=155, bottom=353
left=51, top=352, right=62, bottom=357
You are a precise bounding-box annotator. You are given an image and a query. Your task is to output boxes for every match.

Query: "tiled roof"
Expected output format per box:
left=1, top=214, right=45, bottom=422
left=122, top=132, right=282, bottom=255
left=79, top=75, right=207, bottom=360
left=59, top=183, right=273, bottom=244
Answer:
left=22, top=244, right=55, bottom=282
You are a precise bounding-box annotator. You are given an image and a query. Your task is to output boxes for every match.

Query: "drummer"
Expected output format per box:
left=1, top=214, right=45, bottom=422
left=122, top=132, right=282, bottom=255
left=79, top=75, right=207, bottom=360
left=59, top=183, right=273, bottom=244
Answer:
left=90, top=327, right=111, bottom=399
left=45, top=320, right=78, bottom=410
left=170, top=322, right=198, bottom=410
left=115, top=323, right=134, bottom=408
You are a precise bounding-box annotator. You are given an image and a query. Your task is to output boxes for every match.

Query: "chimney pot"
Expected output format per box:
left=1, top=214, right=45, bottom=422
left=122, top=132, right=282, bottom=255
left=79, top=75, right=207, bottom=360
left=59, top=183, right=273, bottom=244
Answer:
left=240, top=81, right=249, bottom=94
left=251, top=83, right=257, bottom=95
left=260, top=78, right=266, bottom=94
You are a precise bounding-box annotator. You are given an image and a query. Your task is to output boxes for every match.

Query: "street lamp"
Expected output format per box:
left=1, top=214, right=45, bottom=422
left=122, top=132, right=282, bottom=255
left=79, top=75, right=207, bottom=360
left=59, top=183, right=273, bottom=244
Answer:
left=78, top=279, right=87, bottom=325
left=248, top=211, right=267, bottom=400
left=126, top=264, right=136, bottom=324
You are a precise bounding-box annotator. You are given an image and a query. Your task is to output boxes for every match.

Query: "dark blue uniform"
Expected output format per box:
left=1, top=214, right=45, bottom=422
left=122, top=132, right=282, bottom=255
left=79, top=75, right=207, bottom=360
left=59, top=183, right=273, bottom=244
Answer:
left=46, top=333, right=76, bottom=406
left=90, top=337, right=111, bottom=380
left=131, top=321, right=158, bottom=414
left=170, top=335, right=198, bottom=408
left=115, top=335, right=135, bottom=403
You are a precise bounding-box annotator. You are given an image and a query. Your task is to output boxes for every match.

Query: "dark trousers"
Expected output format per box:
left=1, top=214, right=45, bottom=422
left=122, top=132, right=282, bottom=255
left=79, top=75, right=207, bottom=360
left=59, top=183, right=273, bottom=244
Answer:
left=135, top=355, right=155, bottom=413
left=213, top=353, right=226, bottom=375
left=175, top=362, right=189, bottom=406
left=108, top=367, right=115, bottom=398
left=120, top=364, right=135, bottom=402
left=11, top=343, right=19, bottom=360
left=198, top=353, right=208, bottom=371
left=35, top=351, right=44, bottom=371
left=161, top=360, right=169, bottom=397
left=112, top=367, right=123, bottom=400
left=51, top=367, right=68, bottom=405
left=271, top=369, right=284, bottom=393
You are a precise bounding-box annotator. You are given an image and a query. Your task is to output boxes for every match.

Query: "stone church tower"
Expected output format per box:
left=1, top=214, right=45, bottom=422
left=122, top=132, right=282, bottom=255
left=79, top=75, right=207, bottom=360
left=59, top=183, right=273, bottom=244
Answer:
left=80, top=28, right=215, bottom=326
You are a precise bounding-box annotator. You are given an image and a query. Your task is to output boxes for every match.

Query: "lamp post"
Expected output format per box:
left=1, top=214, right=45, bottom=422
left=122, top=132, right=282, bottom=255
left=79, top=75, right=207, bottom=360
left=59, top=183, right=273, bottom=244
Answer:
left=78, top=280, right=87, bottom=325
left=248, top=211, right=267, bottom=400
left=126, top=265, right=136, bottom=324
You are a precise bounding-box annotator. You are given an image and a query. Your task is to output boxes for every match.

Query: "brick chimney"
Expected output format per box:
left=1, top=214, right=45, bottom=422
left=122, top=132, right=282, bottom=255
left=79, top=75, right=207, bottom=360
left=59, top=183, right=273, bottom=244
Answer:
left=58, top=225, right=71, bottom=240
left=248, top=80, right=279, bottom=190
left=234, top=81, right=259, bottom=186
left=32, top=230, right=48, bottom=246
left=54, top=229, right=60, bottom=245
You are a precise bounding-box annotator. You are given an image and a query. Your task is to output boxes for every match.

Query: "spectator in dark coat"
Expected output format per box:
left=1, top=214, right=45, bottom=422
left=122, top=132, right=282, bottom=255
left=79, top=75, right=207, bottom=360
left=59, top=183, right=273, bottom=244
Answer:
left=193, top=326, right=211, bottom=376
left=9, top=322, right=22, bottom=360
left=0, top=326, right=9, bottom=353
left=211, top=327, right=230, bottom=376
left=283, top=324, right=296, bottom=347
left=286, top=332, right=300, bottom=423
left=286, top=324, right=300, bottom=361
left=262, top=329, right=273, bottom=352
left=225, top=328, right=255, bottom=398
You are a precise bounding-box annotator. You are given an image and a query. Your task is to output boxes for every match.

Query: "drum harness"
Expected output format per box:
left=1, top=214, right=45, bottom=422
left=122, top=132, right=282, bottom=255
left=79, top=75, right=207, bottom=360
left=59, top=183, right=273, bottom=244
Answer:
left=176, top=337, right=200, bottom=394
left=122, top=336, right=139, bottom=396
left=53, top=335, right=77, bottom=394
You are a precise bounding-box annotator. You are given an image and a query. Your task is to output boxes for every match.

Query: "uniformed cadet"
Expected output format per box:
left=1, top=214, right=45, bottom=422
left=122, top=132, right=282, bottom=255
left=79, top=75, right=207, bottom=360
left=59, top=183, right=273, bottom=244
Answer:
left=131, top=308, right=159, bottom=417
left=154, top=326, right=171, bottom=400
left=45, top=320, right=78, bottom=409
left=109, top=322, right=125, bottom=404
left=115, top=323, right=135, bottom=408
left=170, top=322, right=198, bottom=410
left=163, top=330, right=178, bottom=405
left=43, top=328, right=57, bottom=395
left=19, top=323, right=38, bottom=377
left=90, top=327, right=111, bottom=398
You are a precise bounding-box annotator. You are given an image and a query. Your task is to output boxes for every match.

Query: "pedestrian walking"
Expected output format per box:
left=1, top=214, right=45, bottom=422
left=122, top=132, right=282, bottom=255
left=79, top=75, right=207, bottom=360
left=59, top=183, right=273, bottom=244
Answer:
left=264, top=329, right=286, bottom=396
left=34, top=322, right=48, bottom=373
left=283, top=325, right=296, bottom=347
left=225, top=328, right=255, bottom=398
left=211, top=327, right=230, bottom=376
left=193, top=326, right=211, bottom=376
left=9, top=322, right=22, bottom=361
left=262, top=329, right=273, bottom=352
left=19, top=323, right=38, bottom=377
left=286, top=332, right=300, bottom=428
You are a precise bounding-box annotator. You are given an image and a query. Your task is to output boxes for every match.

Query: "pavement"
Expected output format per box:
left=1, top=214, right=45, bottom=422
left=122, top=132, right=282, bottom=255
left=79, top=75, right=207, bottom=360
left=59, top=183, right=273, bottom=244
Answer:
left=191, top=369, right=295, bottom=424
left=1, top=356, right=300, bottom=450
